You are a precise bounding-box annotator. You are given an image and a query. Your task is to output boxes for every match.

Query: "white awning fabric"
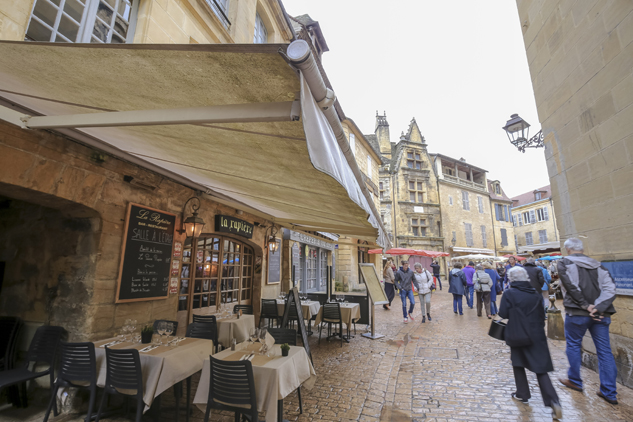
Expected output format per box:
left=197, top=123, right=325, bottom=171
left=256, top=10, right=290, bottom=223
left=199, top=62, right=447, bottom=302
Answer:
left=451, top=247, right=495, bottom=255
left=0, top=41, right=388, bottom=246
left=518, top=241, right=560, bottom=253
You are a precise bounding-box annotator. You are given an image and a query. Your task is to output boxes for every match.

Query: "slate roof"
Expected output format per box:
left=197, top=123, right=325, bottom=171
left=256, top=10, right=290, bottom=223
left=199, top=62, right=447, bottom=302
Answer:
left=511, top=185, right=552, bottom=207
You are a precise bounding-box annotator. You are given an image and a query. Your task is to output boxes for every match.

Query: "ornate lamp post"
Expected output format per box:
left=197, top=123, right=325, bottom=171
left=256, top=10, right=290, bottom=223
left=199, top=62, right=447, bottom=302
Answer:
left=502, top=114, right=544, bottom=153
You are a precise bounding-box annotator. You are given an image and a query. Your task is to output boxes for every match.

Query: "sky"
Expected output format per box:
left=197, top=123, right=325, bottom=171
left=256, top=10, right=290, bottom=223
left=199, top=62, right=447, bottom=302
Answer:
left=282, top=0, right=551, bottom=198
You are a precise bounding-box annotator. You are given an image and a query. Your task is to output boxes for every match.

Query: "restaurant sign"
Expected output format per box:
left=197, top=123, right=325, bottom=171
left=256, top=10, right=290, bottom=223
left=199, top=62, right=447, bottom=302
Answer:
left=214, top=215, right=253, bottom=239
left=283, top=229, right=335, bottom=251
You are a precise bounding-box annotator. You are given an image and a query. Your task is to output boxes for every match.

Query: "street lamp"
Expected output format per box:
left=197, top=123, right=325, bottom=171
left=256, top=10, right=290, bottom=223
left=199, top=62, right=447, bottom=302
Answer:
left=267, top=224, right=279, bottom=254
left=178, top=197, right=206, bottom=238
left=502, top=113, right=544, bottom=153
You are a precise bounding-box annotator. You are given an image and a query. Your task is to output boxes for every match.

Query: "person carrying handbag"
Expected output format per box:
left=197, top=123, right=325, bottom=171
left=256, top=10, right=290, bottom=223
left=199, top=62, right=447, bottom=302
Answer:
left=498, top=266, right=562, bottom=420
left=413, top=263, right=435, bottom=323
left=474, top=264, right=492, bottom=318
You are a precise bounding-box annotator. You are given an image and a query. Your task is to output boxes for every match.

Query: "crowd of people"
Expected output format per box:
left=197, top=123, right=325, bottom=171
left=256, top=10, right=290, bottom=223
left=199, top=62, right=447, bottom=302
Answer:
left=380, top=238, right=619, bottom=420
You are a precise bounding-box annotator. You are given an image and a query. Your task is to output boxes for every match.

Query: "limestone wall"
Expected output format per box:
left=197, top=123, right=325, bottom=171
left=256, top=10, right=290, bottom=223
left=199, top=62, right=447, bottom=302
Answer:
left=516, top=0, right=633, bottom=387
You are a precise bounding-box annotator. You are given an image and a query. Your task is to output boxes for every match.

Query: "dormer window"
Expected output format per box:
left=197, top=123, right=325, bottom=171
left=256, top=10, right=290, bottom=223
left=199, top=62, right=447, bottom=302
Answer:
left=535, top=191, right=542, bottom=200
left=495, top=184, right=501, bottom=195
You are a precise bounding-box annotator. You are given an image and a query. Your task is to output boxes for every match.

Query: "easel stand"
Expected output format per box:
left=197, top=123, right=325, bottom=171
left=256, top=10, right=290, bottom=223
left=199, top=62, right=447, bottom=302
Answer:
left=361, top=299, right=385, bottom=340
left=358, top=263, right=388, bottom=340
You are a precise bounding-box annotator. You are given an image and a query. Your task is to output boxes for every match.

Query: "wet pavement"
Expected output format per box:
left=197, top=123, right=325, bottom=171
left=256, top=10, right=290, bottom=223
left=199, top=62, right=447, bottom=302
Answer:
left=2, top=291, right=633, bottom=421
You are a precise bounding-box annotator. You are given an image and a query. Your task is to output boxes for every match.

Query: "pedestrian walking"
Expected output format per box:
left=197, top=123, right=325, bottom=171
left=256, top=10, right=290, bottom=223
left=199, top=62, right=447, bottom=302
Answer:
left=463, top=261, right=476, bottom=308
left=503, top=256, right=522, bottom=290
left=557, top=238, right=619, bottom=405
left=394, top=261, right=419, bottom=324
left=382, top=259, right=396, bottom=310
left=538, top=260, right=552, bottom=311
left=523, top=257, right=546, bottom=293
left=474, top=264, right=492, bottom=318
left=448, top=262, right=468, bottom=315
left=430, top=260, right=442, bottom=290
left=499, top=266, right=563, bottom=420
left=413, top=263, right=435, bottom=323
left=484, top=262, right=501, bottom=315
left=496, top=263, right=506, bottom=290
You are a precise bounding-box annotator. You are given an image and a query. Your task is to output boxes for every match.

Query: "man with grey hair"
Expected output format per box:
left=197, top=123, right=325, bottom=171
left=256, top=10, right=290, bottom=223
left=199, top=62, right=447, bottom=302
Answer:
left=557, top=238, right=618, bottom=405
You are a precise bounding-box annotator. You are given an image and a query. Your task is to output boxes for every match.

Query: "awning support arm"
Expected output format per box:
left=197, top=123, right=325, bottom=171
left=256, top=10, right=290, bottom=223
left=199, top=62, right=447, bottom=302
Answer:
left=6, top=100, right=300, bottom=129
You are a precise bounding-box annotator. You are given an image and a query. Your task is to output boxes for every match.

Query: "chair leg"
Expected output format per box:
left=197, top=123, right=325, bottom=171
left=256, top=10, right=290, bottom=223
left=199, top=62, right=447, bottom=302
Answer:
left=186, top=376, right=191, bottom=422
left=297, top=386, right=303, bottom=414
left=318, top=320, right=323, bottom=344
left=234, top=411, right=240, bottom=422
left=174, top=381, right=181, bottom=422
left=340, top=322, right=343, bottom=347
left=85, top=386, right=97, bottom=422
left=94, top=391, right=108, bottom=422
left=203, top=397, right=212, bottom=422
left=135, top=396, right=143, bottom=422
left=42, top=384, right=59, bottom=422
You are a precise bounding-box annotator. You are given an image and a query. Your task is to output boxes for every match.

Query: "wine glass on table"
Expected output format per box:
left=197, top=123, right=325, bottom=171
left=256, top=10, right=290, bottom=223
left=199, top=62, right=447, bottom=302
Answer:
left=249, top=327, right=258, bottom=349
left=165, top=322, right=174, bottom=345
left=157, top=321, right=166, bottom=346
left=258, top=328, right=268, bottom=355
left=129, top=319, right=137, bottom=342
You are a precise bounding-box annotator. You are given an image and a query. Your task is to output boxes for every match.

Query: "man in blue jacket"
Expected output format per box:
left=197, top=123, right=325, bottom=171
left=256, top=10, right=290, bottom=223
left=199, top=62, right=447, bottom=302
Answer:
left=394, top=261, right=419, bottom=324
left=503, top=256, right=522, bottom=291
left=462, top=261, right=475, bottom=308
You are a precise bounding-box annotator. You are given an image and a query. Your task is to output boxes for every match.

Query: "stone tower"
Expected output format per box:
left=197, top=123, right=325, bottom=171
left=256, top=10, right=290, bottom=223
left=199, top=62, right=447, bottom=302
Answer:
left=375, top=111, right=391, bottom=159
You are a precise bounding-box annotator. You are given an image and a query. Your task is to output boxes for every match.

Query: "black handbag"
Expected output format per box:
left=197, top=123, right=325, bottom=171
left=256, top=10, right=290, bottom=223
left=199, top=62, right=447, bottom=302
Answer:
left=488, top=319, right=506, bottom=341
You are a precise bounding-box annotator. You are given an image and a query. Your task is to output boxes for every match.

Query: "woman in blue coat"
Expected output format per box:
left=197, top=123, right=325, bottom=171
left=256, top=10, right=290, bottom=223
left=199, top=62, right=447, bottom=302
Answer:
left=448, top=261, right=468, bottom=315
left=484, top=262, right=501, bottom=315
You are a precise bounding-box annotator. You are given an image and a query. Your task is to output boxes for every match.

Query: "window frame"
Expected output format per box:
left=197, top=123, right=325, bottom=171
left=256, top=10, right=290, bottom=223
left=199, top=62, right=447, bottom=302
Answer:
left=253, top=11, right=268, bottom=44
left=408, top=180, right=425, bottom=203
left=464, top=223, right=473, bottom=247
left=462, top=191, right=470, bottom=210
left=525, top=232, right=533, bottom=246
left=478, top=196, right=484, bottom=213
left=481, top=225, right=487, bottom=248
left=406, top=150, right=423, bottom=170
left=538, top=229, right=548, bottom=244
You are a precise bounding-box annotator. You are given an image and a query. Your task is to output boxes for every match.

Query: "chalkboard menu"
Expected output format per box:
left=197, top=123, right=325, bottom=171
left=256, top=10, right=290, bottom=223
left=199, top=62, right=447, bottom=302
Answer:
left=267, top=240, right=281, bottom=284
left=116, top=203, right=176, bottom=303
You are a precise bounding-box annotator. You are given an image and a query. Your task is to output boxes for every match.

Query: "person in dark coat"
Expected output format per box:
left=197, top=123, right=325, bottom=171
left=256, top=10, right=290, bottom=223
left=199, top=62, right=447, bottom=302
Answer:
left=523, top=257, right=546, bottom=292
left=448, top=262, right=468, bottom=315
left=503, top=256, right=522, bottom=290
left=430, top=260, right=442, bottom=290
left=499, top=266, right=562, bottom=420
left=484, top=262, right=501, bottom=315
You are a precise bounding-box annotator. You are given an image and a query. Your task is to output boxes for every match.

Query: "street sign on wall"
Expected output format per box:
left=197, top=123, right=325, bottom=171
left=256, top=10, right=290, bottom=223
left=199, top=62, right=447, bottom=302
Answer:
left=602, top=261, right=633, bottom=296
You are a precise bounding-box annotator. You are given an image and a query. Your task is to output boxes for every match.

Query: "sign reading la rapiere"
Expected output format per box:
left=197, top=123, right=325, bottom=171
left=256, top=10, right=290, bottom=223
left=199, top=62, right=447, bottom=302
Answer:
left=215, top=215, right=254, bottom=239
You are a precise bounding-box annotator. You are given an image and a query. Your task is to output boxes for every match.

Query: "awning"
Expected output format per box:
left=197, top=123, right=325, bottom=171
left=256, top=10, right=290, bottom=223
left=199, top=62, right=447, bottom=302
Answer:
left=0, top=41, right=389, bottom=246
left=451, top=247, right=495, bottom=255
left=369, top=248, right=449, bottom=258
left=517, top=241, right=561, bottom=253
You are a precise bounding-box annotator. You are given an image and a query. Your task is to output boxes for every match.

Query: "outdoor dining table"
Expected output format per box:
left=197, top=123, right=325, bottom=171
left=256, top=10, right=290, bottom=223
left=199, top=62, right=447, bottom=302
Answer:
left=193, top=343, right=316, bottom=422
left=314, top=302, right=361, bottom=341
left=93, top=336, right=214, bottom=412
left=275, top=299, right=321, bottom=321
left=216, top=314, right=255, bottom=348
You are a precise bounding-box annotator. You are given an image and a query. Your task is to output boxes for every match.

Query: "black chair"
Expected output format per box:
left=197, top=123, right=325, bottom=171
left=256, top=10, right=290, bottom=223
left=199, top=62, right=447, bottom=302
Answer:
left=259, top=299, right=280, bottom=328
left=203, top=356, right=258, bottom=422
left=192, top=314, right=217, bottom=324
left=267, top=328, right=303, bottom=414
left=0, top=317, right=23, bottom=406
left=186, top=322, right=219, bottom=353
left=153, top=319, right=179, bottom=333
left=95, top=347, right=144, bottom=422
left=319, top=303, right=343, bottom=347
left=233, top=305, right=253, bottom=315
left=44, top=342, right=97, bottom=422
left=0, top=325, right=65, bottom=408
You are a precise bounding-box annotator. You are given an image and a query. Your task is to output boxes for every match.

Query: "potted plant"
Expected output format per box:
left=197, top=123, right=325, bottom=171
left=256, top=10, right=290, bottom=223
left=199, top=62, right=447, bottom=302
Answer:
left=280, top=343, right=290, bottom=357
left=141, top=325, right=154, bottom=344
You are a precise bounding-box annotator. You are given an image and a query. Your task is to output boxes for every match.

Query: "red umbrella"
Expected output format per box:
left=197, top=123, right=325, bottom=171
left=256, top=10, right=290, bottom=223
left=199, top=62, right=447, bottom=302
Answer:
left=384, top=248, right=418, bottom=255
left=370, top=248, right=449, bottom=258
left=503, top=254, right=526, bottom=261
left=368, top=249, right=383, bottom=254
left=413, top=249, right=450, bottom=258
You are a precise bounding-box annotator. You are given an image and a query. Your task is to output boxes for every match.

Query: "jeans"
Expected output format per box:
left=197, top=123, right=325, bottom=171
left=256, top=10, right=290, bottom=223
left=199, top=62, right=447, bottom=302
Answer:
left=434, top=274, right=442, bottom=289
left=490, top=300, right=498, bottom=315
left=452, top=294, right=463, bottom=314
left=400, top=289, right=415, bottom=318
left=564, top=315, right=618, bottom=400
left=419, top=292, right=431, bottom=315
left=466, top=285, right=474, bottom=308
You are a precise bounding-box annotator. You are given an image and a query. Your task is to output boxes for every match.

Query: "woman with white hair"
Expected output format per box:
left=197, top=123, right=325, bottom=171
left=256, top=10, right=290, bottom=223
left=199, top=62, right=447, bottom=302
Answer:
left=413, top=263, right=435, bottom=323
left=498, top=266, right=562, bottom=420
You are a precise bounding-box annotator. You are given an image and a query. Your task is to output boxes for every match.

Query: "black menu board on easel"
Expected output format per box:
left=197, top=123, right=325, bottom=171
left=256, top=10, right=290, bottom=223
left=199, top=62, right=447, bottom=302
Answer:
left=281, top=287, right=312, bottom=364
left=116, top=203, right=176, bottom=303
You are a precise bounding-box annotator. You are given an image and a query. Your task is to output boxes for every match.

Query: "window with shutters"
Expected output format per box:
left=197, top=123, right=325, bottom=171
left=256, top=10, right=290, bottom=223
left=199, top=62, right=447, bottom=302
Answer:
left=406, top=151, right=423, bottom=169
left=529, top=209, right=536, bottom=224
left=462, top=191, right=470, bottom=210
left=481, top=225, right=487, bottom=248
left=536, top=207, right=549, bottom=222
left=495, top=204, right=506, bottom=221
left=522, top=211, right=531, bottom=225
left=408, top=180, right=425, bottom=203
left=504, top=205, right=509, bottom=222
left=349, top=133, right=355, bottom=156
left=464, top=223, right=473, bottom=247
left=535, top=192, right=542, bottom=200
left=525, top=232, right=533, bottom=245
left=539, top=230, right=548, bottom=244
left=26, top=0, right=137, bottom=43
left=478, top=196, right=484, bottom=213
left=517, top=213, right=523, bottom=226
left=500, top=228, right=508, bottom=246
left=253, top=12, right=268, bottom=43
left=495, top=184, right=501, bottom=194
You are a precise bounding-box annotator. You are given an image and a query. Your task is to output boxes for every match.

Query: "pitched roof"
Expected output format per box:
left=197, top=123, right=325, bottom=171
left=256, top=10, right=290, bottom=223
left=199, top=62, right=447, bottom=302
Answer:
left=511, top=185, right=552, bottom=207
left=487, top=180, right=512, bottom=202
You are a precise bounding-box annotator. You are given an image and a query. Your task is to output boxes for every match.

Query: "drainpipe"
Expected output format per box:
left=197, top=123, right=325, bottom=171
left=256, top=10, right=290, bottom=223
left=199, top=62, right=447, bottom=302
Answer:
left=285, top=40, right=391, bottom=249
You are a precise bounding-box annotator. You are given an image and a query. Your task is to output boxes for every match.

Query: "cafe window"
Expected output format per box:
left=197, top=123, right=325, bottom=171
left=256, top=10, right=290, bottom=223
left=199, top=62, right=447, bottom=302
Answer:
left=320, top=250, right=328, bottom=291
left=408, top=180, right=425, bottom=203
left=26, top=0, right=137, bottom=43
left=305, top=247, right=317, bottom=292
left=178, top=236, right=253, bottom=313
left=406, top=150, right=423, bottom=170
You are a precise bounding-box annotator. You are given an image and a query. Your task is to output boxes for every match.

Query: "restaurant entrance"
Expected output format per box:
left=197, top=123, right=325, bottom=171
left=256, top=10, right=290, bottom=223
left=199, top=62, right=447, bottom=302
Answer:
left=177, top=235, right=254, bottom=330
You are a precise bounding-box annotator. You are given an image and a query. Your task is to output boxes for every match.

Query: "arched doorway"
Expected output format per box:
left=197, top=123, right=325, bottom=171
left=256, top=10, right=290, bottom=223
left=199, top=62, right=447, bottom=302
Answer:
left=177, top=235, right=254, bottom=327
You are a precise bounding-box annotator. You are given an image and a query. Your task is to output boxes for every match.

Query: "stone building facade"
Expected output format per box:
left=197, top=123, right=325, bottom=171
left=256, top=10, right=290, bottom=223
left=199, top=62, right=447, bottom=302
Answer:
left=488, top=180, right=517, bottom=256
left=510, top=185, right=560, bottom=255
left=515, top=0, right=633, bottom=387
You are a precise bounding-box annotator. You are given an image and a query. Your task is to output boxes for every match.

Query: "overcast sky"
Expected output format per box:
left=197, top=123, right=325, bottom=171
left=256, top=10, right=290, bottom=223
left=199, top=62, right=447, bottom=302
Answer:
left=283, top=0, right=551, bottom=198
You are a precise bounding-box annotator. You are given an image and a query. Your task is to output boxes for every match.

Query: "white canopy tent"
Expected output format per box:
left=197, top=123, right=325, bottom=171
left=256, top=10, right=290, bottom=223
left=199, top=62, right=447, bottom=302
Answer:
left=0, top=41, right=389, bottom=247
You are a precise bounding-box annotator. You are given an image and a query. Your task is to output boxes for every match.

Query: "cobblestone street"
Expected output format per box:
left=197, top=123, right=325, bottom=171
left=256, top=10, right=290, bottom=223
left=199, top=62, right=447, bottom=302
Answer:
left=3, top=291, right=633, bottom=422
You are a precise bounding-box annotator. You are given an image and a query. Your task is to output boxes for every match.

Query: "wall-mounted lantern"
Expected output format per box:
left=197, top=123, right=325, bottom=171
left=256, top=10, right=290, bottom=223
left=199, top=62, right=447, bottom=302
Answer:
left=502, top=113, right=544, bottom=153
left=267, top=224, right=279, bottom=254
left=178, top=197, right=205, bottom=238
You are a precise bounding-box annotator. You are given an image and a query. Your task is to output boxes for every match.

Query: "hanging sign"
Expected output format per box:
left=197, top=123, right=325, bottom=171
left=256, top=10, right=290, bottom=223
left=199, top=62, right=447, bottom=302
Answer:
left=215, top=215, right=254, bottom=239
left=173, top=241, right=182, bottom=258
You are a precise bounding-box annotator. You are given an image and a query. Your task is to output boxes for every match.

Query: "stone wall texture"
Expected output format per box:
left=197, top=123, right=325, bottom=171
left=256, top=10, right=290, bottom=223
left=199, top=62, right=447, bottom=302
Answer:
left=516, top=0, right=633, bottom=387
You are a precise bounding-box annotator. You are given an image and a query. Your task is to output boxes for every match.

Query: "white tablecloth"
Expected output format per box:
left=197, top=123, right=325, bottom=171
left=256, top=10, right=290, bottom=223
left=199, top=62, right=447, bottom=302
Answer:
left=217, top=314, right=255, bottom=348
left=276, top=299, right=321, bottom=320
left=94, top=337, right=214, bottom=412
left=193, top=345, right=316, bottom=422
left=314, top=302, right=360, bottom=327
